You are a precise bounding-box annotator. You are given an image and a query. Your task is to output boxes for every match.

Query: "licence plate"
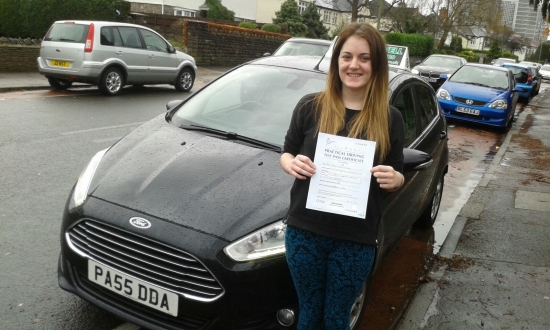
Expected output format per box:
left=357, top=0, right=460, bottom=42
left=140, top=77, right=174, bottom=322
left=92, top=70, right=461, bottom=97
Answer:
left=50, top=60, right=70, bottom=67
left=88, top=259, right=179, bottom=316
left=456, top=106, right=480, bottom=115
left=428, top=78, right=438, bottom=82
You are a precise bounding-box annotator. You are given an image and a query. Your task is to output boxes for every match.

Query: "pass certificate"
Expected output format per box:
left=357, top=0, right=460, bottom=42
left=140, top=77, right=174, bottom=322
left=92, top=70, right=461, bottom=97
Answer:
left=306, top=133, right=376, bottom=219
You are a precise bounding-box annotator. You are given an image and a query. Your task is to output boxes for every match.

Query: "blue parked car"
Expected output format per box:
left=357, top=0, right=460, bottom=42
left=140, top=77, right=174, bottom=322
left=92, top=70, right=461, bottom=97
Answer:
left=436, top=63, right=521, bottom=130
left=501, top=63, right=538, bottom=102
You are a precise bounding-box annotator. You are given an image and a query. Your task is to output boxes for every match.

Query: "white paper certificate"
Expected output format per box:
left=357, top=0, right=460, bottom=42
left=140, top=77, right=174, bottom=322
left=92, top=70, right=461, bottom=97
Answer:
left=306, top=133, right=376, bottom=219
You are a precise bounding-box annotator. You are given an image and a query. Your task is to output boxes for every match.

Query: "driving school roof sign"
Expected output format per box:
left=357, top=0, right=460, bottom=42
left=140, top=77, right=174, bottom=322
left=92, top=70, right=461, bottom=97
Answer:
left=386, top=45, right=409, bottom=70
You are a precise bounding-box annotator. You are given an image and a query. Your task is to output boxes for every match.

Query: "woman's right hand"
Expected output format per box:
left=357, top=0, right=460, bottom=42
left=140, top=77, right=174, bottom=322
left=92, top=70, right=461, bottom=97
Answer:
left=280, top=153, right=316, bottom=180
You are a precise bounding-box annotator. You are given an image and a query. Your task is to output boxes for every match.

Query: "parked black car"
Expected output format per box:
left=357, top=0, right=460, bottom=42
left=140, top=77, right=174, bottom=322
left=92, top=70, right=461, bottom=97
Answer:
left=411, top=54, right=467, bottom=90
left=58, top=56, right=448, bottom=330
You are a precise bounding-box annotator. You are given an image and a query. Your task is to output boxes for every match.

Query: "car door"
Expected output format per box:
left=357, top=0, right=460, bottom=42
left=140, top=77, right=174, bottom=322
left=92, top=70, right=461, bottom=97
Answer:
left=113, top=26, right=149, bottom=84
left=139, top=28, right=180, bottom=84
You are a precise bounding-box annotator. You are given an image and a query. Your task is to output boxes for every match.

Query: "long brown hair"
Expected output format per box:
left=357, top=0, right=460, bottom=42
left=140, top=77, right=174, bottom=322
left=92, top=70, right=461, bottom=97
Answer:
left=315, top=23, right=390, bottom=161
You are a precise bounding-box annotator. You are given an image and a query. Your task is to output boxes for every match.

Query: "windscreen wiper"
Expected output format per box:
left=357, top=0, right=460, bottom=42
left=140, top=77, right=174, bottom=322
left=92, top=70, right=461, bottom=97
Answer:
left=180, top=124, right=282, bottom=152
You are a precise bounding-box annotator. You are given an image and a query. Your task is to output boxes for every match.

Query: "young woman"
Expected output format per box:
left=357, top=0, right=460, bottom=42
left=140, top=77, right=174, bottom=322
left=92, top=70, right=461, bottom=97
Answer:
left=280, top=23, right=406, bottom=329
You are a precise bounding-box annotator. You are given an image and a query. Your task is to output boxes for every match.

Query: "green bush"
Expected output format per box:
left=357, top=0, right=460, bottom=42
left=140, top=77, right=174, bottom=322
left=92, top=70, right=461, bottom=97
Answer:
left=261, top=23, right=281, bottom=33
left=501, top=52, right=518, bottom=62
left=0, top=0, right=130, bottom=39
left=384, top=33, right=433, bottom=57
left=238, top=22, right=258, bottom=29
left=457, top=50, right=478, bottom=62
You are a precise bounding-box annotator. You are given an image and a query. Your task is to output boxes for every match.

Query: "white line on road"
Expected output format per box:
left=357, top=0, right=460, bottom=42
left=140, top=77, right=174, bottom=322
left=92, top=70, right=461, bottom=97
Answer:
left=60, top=122, right=145, bottom=135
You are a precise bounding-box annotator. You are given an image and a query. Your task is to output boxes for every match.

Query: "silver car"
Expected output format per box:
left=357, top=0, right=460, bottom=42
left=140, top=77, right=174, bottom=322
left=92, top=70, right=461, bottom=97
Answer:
left=37, top=20, right=197, bottom=96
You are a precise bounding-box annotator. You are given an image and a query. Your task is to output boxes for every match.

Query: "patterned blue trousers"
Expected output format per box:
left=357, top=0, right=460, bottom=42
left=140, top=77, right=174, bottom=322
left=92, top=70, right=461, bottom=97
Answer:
left=285, top=225, right=375, bottom=330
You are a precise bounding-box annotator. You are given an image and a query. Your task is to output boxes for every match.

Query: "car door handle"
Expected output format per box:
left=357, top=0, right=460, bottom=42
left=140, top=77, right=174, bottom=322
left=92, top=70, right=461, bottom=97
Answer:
left=440, top=131, right=447, bottom=140
left=149, top=54, right=155, bottom=59
left=115, top=51, right=124, bottom=56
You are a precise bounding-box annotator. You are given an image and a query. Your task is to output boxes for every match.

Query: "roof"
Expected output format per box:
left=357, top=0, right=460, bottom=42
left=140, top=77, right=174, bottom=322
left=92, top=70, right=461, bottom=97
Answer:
left=314, top=0, right=352, bottom=12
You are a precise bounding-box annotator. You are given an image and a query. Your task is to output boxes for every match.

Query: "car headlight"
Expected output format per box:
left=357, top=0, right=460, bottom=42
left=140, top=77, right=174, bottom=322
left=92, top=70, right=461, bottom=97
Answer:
left=224, top=220, right=287, bottom=262
left=72, top=148, right=108, bottom=208
left=488, top=99, right=508, bottom=109
left=436, top=88, right=450, bottom=100
left=411, top=68, right=419, bottom=75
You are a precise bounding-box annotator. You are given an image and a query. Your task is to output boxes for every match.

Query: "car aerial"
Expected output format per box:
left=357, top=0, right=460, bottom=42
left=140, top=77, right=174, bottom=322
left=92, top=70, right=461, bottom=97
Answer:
left=436, top=63, right=521, bottom=130
left=491, top=57, right=516, bottom=66
left=37, top=20, right=197, bottom=96
left=411, top=54, right=467, bottom=90
left=502, top=63, right=539, bottom=101
left=57, top=55, right=448, bottom=330
left=264, top=37, right=332, bottom=57
left=539, top=64, right=550, bottom=80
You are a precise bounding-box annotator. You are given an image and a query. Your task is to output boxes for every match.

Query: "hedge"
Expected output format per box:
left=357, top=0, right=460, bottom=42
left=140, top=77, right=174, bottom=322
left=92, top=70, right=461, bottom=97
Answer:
left=384, top=33, right=434, bottom=57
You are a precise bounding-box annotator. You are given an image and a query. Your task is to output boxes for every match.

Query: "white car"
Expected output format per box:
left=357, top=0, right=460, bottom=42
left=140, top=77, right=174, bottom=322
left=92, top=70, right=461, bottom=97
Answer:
left=539, top=64, right=550, bottom=81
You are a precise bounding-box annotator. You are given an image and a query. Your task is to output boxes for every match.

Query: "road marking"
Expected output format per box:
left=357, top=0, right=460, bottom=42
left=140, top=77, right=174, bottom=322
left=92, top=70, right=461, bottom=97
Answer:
left=61, top=122, right=145, bottom=135
left=112, top=323, right=140, bottom=330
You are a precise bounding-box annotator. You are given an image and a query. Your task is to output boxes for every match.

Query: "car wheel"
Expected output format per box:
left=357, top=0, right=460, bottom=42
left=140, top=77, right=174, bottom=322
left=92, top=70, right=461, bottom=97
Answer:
left=414, top=174, right=444, bottom=228
left=99, top=68, right=123, bottom=96
left=175, top=67, right=194, bottom=92
left=48, top=77, right=73, bottom=90
left=350, top=280, right=368, bottom=330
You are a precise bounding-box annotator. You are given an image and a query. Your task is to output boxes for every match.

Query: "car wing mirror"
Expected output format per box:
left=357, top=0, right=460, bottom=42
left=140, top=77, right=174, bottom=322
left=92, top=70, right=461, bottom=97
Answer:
left=166, top=100, right=183, bottom=111
left=440, top=73, right=448, bottom=81
left=414, top=60, right=421, bottom=65
left=403, top=148, right=433, bottom=172
left=168, top=46, right=176, bottom=53
left=263, top=52, right=271, bottom=57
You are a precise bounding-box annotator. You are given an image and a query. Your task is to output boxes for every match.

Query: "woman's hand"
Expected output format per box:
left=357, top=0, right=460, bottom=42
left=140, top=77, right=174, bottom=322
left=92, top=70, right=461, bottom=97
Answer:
left=371, top=165, right=404, bottom=191
left=280, top=153, right=316, bottom=180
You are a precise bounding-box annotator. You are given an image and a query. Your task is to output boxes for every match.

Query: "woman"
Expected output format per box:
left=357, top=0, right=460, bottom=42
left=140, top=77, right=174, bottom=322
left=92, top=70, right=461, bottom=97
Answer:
left=280, top=23, right=406, bottom=329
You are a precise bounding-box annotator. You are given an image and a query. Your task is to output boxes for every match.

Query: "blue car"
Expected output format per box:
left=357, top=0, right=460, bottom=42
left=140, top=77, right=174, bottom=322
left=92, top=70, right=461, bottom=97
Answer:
left=501, top=63, right=537, bottom=102
left=436, top=63, right=521, bottom=129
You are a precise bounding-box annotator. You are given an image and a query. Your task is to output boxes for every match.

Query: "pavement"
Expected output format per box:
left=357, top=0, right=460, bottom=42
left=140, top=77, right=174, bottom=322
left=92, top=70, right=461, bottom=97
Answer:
left=1, top=71, right=549, bottom=329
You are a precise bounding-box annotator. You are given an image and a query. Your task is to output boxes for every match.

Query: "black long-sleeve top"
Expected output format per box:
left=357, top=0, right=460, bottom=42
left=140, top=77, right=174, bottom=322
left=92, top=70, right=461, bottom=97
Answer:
left=283, top=93, right=405, bottom=245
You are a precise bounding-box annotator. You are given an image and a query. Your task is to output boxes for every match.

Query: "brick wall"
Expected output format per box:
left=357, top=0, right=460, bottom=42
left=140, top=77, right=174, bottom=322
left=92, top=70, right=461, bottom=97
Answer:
left=0, top=45, right=39, bottom=72
left=184, top=20, right=290, bottom=66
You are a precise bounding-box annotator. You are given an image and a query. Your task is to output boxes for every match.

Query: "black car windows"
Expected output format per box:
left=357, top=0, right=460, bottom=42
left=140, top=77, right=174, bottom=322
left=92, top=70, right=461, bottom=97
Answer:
left=393, top=87, right=417, bottom=146
left=140, top=28, right=168, bottom=53
left=415, top=84, right=437, bottom=131
left=100, top=27, right=114, bottom=46
left=118, top=27, right=143, bottom=49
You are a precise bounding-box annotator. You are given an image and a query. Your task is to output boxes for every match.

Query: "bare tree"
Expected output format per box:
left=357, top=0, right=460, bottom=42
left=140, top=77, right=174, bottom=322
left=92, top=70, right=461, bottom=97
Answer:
left=317, top=0, right=399, bottom=23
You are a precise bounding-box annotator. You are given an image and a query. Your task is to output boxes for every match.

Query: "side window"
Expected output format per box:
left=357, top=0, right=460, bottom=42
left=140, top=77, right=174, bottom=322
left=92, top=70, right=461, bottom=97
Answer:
left=112, top=27, right=123, bottom=47
left=393, top=87, right=417, bottom=146
left=414, top=84, right=437, bottom=131
left=139, top=28, right=168, bottom=53
left=117, top=27, right=142, bottom=49
left=100, top=27, right=114, bottom=46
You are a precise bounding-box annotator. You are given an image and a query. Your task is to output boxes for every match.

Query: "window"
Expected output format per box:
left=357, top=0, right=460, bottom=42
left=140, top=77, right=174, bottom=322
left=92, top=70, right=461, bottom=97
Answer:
left=100, top=27, right=114, bottom=46
left=393, top=87, right=417, bottom=146
left=414, top=84, right=437, bottom=131
left=469, top=38, right=476, bottom=45
left=117, top=27, right=143, bottom=49
left=332, top=12, right=337, bottom=25
left=324, top=11, right=330, bottom=23
left=299, top=1, right=308, bottom=14
left=174, top=9, right=196, bottom=17
left=139, top=28, right=168, bottom=53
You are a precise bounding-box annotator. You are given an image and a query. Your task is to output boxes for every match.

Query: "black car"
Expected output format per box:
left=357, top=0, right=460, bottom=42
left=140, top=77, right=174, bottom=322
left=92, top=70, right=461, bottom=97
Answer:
left=411, top=54, right=467, bottom=90
left=58, top=56, right=448, bottom=330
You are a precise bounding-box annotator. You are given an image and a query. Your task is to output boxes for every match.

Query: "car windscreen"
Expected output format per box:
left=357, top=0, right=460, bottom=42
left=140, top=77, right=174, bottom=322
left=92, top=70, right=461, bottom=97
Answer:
left=423, top=56, right=462, bottom=68
left=449, top=66, right=509, bottom=90
left=170, top=65, right=327, bottom=146
left=44, top=23, right=88, bottom=43
left=273, top=42, right=330, bottom=57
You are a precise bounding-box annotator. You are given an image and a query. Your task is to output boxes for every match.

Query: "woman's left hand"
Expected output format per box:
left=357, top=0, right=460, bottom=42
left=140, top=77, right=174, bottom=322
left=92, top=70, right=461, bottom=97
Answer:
left=371, top=165, right=404, bottom=191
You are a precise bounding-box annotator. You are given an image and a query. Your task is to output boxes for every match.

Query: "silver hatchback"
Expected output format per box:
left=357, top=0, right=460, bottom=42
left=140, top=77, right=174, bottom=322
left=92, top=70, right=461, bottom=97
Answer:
left=37, top=20, right=197, bottom=96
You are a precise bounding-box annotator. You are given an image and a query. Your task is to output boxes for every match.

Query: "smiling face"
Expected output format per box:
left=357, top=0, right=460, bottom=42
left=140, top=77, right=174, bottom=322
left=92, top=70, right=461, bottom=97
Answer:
left=338, top=35, right=372, bottom=94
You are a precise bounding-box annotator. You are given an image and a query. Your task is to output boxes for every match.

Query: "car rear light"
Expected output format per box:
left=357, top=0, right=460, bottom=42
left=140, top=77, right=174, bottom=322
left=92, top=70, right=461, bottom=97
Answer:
left=85, top=23, right=94, bottom=53
left=527, top=71, right=532, bottom=83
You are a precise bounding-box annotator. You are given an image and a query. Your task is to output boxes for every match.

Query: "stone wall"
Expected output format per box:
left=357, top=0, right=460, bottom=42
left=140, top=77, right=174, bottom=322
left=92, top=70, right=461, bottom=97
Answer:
left=0, top=45, right=40, bottom=72
left=184, top=20, right=290, bottom=66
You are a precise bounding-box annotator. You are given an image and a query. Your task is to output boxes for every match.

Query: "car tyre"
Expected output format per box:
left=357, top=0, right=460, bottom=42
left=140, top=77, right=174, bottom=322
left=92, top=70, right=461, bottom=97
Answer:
left=175, top=67, right=194, bottom=92
left=48, top=77, right=73, bottom=90
left=350, top=280, right=369, bottom=330
left=414, top=174, right=444, bottom=228
left=99, top=67, right=123, bottom=96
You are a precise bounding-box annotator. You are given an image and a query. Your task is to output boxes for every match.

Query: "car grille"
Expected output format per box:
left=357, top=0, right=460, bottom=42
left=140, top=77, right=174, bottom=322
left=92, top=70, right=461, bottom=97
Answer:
left=67, top=219, right=224, bottom=302
left=74, top=266, right=211, bottom=330
left=454, top=97, right=486, bottom=106
left=420, top=72, right=441, bottom=79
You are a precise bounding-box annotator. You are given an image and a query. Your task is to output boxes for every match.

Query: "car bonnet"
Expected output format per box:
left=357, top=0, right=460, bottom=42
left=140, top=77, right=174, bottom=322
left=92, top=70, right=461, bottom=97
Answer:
left=443, top=80, right=511, bottom=102
left=88, top=116, right=292, bottom=242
